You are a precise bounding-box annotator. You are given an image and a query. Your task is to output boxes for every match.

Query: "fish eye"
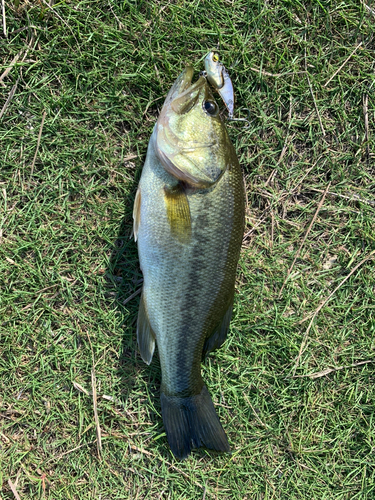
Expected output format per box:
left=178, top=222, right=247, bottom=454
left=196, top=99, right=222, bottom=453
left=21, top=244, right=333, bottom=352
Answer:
left=203, top=100, right=218, bottom=116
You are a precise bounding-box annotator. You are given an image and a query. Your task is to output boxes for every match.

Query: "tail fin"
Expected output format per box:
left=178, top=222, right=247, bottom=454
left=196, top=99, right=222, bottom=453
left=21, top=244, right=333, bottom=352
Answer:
left=160, top=385, right=230, bottom=460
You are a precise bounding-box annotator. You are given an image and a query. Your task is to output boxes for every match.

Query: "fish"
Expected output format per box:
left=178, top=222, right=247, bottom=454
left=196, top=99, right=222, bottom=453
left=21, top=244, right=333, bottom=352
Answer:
left=133, top=65, right=245, bottom=459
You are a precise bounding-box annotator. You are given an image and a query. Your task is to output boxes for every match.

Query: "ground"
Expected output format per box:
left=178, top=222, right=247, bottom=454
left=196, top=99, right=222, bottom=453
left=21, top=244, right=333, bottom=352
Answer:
left=1, top=1, right=375, bottom=498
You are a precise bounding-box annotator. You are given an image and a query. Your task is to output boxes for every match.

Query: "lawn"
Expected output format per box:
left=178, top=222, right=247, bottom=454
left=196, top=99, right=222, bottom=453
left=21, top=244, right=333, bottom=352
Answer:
left=1, top=0, right=375, bottom=498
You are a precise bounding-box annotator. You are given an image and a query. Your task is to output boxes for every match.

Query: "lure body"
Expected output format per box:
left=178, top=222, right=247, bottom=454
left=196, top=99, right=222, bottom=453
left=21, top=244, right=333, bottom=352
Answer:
left=204, top=51, right=235, bottom=118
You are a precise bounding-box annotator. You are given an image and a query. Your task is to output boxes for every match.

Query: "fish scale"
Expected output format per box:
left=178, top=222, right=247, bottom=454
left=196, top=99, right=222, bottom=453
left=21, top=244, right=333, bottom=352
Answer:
left=133, top=66, right=244, bottom=459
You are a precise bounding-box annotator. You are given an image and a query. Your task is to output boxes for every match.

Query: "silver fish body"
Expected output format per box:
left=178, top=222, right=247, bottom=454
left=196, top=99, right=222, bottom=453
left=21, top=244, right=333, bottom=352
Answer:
left=133, top=67, right=244, bottom=459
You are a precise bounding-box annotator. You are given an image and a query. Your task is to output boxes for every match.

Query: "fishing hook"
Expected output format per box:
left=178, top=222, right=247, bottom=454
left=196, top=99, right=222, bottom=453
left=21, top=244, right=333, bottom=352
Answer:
left=227, top=108, right=251, bottom=128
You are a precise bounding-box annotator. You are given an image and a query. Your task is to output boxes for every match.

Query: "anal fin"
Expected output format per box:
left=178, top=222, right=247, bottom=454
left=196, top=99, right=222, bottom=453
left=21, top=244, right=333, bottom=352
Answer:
left=137, top=294, right=156, bottom=365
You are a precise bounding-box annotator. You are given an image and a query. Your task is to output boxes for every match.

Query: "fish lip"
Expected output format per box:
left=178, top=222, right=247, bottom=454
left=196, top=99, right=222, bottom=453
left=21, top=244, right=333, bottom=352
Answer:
left=157, top=67, right=205, bottom=131
left=175, top=66, right=194, bottom=95
left=167, top=66, right=206, bottom=103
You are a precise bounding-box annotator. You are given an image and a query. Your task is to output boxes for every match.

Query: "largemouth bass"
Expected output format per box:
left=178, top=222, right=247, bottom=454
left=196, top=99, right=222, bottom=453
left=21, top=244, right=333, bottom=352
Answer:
left=133, top=66, right=245, bottom=459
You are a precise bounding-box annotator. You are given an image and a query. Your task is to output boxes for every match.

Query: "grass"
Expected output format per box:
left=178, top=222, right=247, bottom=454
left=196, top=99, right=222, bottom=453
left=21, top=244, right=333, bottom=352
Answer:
left=1, top=0, right=375, bottom=498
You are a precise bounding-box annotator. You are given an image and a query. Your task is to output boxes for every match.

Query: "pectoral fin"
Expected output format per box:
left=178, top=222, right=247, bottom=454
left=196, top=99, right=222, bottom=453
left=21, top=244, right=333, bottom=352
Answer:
left=132, top=188, right=141, bottom=242
left=164, top=184, right=191, bottom=244
left=202, top=298, right=234, bottom=358
left=137, top=294, right=156, bottom=365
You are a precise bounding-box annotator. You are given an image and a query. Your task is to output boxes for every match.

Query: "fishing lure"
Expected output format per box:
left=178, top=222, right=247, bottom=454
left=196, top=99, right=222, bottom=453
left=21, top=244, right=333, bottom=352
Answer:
left=203, top=51, right=249, bottom=126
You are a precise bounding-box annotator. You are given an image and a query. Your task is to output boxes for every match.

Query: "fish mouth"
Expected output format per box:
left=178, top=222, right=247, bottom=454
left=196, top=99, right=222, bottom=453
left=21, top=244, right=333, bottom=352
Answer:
left=164, top=66, right=206, bottom=109
left=155, top=67, right=225, bottom=189
left=157, top=67, right=205, bottom=130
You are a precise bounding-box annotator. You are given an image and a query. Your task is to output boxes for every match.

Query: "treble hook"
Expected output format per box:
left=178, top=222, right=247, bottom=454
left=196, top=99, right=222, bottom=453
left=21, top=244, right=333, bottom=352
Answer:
left=227, top=108, right=251, bottom=128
